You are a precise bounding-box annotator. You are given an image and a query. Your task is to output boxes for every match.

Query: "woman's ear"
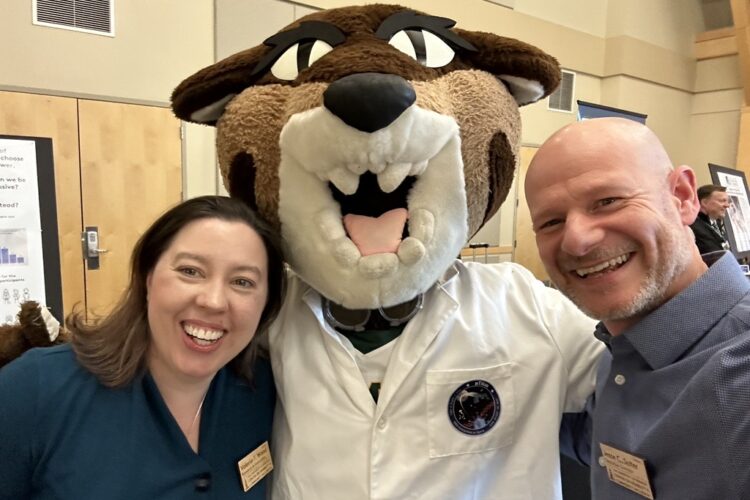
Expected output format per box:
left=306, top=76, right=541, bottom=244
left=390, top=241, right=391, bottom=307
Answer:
left=669, top=165, right=700, bottom=225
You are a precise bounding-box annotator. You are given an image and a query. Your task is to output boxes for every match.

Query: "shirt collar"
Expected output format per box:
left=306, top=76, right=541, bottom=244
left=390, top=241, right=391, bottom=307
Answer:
left=596, top=252, right=749, bottom=369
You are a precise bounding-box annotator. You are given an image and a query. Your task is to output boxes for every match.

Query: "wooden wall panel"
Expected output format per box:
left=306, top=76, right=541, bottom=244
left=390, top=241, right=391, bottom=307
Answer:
left=738, top=106, right=750, bottom=177
left=78, top=100, right=182, bottom=316
left=0, top=91, right=84, bottom=319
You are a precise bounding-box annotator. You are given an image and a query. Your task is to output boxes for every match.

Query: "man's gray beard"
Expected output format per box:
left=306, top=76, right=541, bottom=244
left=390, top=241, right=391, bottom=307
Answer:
left=560, top=227, right=692, bottom=323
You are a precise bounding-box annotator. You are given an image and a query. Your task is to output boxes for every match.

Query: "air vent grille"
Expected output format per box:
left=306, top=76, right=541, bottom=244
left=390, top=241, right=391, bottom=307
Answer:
left=548, top=70, right=575, bottom=113
left=34, top=0, right=114, bottom=36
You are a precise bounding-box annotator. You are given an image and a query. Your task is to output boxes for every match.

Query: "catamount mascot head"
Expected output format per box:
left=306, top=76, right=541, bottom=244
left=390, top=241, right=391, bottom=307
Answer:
left=172, top=4, right=559, bottom=309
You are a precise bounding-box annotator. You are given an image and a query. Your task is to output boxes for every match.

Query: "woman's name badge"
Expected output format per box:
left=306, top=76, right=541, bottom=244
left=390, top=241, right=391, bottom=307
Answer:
left=599, top=443, right=654, bottom=499
left=237, top=441, right=274, bottom=492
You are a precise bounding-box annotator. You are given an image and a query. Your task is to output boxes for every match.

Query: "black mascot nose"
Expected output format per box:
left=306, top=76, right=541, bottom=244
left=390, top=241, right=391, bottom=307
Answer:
left=323, top=73, right=417, bottom=133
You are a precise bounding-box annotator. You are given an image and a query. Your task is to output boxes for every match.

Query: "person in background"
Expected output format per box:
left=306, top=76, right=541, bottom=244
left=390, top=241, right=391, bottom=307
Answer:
left=525, top=118, right=750, bottom=500
left=690, top=184, right=731, bottom=254
left=0, top=195, right=286, bottom=500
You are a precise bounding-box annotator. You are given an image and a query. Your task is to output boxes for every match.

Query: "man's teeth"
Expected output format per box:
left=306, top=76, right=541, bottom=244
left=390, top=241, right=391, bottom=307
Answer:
left=575, top=254, right=629, bottom=277
left=184, top=323, right=225, bottom=345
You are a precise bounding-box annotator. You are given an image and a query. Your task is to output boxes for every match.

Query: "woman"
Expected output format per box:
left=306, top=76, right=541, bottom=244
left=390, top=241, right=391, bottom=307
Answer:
left=0, top=196, right=286, bottom=499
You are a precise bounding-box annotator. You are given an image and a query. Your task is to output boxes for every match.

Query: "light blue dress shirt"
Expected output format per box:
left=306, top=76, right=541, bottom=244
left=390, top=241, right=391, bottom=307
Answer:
left=591, top=252, right=750, bottom=499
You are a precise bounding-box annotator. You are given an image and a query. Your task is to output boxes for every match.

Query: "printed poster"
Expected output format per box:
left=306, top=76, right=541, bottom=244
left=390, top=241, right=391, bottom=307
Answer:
left=0, top=138, right=46, bottom=324
left=714, top=170, right=750, bottom=254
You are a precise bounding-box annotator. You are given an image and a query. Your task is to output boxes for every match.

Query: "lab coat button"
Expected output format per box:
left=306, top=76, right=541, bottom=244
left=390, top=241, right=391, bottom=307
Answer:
left=377, top=417, right=387, bottom=429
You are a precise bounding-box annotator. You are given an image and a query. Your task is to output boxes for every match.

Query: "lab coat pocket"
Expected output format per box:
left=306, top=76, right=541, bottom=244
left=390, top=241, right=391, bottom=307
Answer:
left=426, top=363, right=515, bottom=458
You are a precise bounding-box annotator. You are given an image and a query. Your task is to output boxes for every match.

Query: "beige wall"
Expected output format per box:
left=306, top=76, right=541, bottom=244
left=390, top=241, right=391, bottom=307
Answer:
left=2, top=0, right=743, bottom=241
left=515, top=0, right=608, bottom=37
left=606, top=0, right=704, bottom=55
left=0, top=0, right=216, bottom=198
left=1, top=0, right=214, bottom=103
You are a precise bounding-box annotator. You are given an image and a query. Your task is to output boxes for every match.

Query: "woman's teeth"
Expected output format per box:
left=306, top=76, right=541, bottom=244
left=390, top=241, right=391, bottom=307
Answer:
left=183, top=323, right=225, bottom=345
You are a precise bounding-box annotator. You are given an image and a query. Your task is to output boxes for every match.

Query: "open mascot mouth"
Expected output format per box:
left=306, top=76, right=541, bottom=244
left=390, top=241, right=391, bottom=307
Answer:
left=276, top=104, right=467, bottom=283
left=332, top=172, right=416, bottom=251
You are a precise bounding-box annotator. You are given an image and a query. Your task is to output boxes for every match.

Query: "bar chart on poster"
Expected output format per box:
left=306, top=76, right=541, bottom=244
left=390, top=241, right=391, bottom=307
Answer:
left=0, top=137, right=58, bottom=323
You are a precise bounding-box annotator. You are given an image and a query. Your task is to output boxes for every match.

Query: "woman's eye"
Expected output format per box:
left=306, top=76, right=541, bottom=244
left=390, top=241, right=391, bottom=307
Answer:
left=388, top=29, right=455, bottom=68
left=270, top=39, right=334, bottom=80
left=177, top=266, right=200, bottom=277
left=233, top=278, right=255, bottom=289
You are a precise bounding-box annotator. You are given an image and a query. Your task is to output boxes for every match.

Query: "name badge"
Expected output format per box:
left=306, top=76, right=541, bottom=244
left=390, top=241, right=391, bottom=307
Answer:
left=599, top=443, right=654, bottom=500
left=237, top=441, right=274, bottom=493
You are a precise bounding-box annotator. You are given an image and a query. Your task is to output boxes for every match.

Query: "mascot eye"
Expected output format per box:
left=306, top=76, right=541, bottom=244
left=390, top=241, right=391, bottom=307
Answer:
left=270, top=39, right=334, bottom=80
left=388, top=29, right=455, bottom=68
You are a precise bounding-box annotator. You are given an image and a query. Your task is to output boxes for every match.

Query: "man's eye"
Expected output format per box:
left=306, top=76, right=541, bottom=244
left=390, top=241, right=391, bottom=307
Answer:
left=597, top=197, right=619, bottom=208
left=387, top=29, right=455, bottom=68
left=537, top=219, right=563, bottom=231
left=270, top=39, right=334, bottom=80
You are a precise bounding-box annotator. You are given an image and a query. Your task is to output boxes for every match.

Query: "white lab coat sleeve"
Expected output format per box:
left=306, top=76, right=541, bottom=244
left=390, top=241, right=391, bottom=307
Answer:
left=516, top=266, right=603, bottom=413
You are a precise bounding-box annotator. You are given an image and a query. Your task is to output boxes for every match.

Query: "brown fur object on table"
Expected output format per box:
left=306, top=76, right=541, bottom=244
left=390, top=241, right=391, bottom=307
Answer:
left=0, top=301, right=70, bottom=369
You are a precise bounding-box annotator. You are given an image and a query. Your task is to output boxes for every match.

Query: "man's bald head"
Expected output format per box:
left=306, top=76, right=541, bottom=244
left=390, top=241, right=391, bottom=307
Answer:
left=528, top=118, right=673, bottom=192
left=523, top=118, right=705, bottom=335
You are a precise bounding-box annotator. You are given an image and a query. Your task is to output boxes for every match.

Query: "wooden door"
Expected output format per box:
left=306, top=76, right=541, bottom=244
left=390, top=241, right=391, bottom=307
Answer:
left=513, top=146, right=549, bottom=281
left=0, top=91, right=85, bottom=318
left=78, top=100, right=182, bottom=317
left=0, top=93, right=182, bottom=320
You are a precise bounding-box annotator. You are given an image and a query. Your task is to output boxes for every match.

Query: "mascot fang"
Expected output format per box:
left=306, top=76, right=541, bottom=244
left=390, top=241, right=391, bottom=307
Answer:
left=173, top=4, right=602, bottom=499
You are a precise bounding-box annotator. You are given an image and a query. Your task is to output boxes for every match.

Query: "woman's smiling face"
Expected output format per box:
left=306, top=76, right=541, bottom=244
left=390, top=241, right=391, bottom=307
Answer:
left=146, top=217, right=269, bottom=384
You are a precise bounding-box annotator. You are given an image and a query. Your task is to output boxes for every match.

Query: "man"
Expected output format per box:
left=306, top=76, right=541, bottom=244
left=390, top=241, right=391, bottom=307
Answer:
left=525, top=117, right=750, bottom=500
left=690, top=184, right=731, bottom=254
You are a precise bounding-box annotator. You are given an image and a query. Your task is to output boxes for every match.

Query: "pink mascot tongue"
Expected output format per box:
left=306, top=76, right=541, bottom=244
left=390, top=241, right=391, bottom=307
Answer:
left=343, top=208, right=408, bottom=255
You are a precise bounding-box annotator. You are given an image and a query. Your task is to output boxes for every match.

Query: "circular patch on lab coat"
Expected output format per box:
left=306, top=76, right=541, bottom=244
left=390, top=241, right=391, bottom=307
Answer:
left=448, top=380, right=500, bottom=435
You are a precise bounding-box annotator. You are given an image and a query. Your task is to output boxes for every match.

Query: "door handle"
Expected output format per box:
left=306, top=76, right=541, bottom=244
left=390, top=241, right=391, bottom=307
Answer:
left=81, top=226, right=106, bottom=270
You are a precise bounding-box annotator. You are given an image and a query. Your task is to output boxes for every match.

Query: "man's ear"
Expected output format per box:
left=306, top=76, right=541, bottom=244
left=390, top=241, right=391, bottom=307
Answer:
left=669, top=165, right=700, bottom=225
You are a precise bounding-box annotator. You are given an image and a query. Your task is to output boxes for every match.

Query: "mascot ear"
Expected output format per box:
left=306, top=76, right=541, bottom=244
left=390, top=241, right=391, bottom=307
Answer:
left=455, top=29, right=561, bottom=106
left=171, top=44, right=268, bottom=125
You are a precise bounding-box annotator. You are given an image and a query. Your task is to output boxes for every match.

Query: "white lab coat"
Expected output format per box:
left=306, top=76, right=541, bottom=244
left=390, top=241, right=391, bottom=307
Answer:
left=269, top=261, right=602, bottom=500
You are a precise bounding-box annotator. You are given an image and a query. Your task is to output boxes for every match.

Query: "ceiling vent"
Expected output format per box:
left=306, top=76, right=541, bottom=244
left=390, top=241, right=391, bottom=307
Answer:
left=33, top=0, right=115, bottom=37
left=547, top=70, right=575, bottom=113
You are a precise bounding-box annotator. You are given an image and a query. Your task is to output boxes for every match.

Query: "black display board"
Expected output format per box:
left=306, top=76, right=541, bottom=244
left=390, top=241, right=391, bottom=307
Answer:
left=709, top=163, right=750, bottom=261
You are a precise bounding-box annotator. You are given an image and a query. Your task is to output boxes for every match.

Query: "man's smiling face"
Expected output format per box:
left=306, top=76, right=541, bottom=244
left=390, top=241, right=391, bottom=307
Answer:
left=525, top=118, right=702, bottom=334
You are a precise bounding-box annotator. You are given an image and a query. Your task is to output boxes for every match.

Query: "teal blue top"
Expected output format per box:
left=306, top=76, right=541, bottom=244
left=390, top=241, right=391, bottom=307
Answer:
left=0, top=344, right=275, bottom=500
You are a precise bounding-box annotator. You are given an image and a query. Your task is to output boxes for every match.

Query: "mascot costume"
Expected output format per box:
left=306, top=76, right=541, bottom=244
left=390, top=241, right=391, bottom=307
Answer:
left=172, top=4, right=602, bottom=499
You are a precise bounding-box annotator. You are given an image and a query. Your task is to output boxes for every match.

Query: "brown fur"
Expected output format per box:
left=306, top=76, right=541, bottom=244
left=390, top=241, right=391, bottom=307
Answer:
left=173, top=4, right=558, bottom=234
left=0, top=302, right=70, bottom=368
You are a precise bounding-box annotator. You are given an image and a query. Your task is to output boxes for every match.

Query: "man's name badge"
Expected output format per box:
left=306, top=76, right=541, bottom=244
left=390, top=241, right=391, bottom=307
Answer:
left=237, top=441, right=274, bottom=493
left=599, top=443, right=654, bottom=500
